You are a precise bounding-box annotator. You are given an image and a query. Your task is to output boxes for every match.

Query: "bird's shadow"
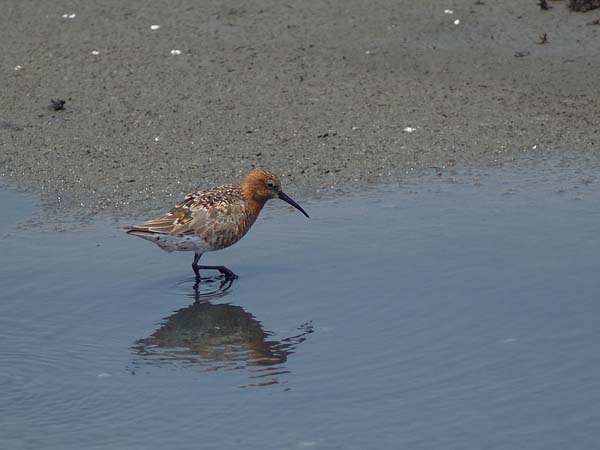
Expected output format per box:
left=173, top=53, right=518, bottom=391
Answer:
left=131, top=275, right=313, bottom=387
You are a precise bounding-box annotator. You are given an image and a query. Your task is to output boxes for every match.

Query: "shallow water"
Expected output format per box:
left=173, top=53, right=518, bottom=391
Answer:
left=2, top=159, right=600, bottom=450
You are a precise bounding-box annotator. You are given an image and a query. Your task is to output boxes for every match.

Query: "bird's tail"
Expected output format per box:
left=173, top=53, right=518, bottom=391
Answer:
left=123, top=225, right=156, bottom=237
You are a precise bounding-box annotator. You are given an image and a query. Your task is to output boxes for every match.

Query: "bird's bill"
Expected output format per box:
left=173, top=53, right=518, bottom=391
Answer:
left=278, top=191, right=310, bottom=218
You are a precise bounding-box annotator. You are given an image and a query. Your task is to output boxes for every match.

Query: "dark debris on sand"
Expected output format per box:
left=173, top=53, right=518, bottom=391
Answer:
left=537, top=0, right=552, bottom=10
left=49, top=99, right=66, bottom=111
left=569, top=0, right=600, bottom=11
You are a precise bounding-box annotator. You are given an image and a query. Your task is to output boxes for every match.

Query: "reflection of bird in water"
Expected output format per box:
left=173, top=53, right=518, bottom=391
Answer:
left=188, top=275, right=235, bottom=302
left=132, top=279, right=313, bottom=385
left=125, top=169, right=309, bottom=281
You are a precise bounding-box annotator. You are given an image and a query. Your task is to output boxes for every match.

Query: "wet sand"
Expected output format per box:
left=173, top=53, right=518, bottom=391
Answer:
left=1, top=0, right=600, bottom=216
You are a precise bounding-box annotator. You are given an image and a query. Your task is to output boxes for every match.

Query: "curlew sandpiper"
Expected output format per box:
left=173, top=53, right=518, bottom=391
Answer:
left=125, top=169, right=309, bottom=280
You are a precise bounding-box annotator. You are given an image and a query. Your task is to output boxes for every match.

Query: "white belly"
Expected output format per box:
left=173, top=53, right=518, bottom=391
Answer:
left=138, top=233, right=214, bottom=253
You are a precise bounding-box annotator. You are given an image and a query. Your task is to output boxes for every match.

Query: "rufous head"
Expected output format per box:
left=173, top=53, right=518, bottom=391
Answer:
left=241, top=169, right=309, bottom=218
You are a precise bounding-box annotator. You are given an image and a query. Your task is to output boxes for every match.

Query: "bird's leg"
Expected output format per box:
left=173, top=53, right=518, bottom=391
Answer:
left=197, top=265, right=238, bottom=280
left=192, top=252, right=202, bottom=280
left=192, top=279, right=201, bottom=303
left=192, top=253, right=236, bottom=280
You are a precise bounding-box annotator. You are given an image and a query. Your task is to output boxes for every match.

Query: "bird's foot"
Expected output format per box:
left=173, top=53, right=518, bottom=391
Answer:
left=194, top=265, right=237, bottom=280
left=217, top=266, right=238, bottom=280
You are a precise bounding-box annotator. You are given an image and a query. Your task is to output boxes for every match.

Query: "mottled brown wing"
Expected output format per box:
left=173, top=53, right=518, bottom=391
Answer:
left=129, top=185, right=253, bottom=247
left=129, top=193, right=200, bottom=234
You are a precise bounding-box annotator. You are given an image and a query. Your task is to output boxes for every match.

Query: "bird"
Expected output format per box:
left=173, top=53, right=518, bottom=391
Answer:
left=125, top=169, right=309, bottom=280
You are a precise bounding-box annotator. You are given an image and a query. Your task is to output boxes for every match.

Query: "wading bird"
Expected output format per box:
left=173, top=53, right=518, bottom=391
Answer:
left=125, top=169, right=309, bottom=280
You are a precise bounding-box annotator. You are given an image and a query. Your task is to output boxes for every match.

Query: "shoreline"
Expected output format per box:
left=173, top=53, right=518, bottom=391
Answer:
left=1, top=0, right=600, bottom=218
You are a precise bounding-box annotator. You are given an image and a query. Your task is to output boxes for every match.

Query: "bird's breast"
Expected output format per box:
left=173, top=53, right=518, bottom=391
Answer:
left=198, top=203, right=260, bottom=251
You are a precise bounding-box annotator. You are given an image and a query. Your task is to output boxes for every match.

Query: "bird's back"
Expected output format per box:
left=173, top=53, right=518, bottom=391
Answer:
left=127, top=184, right=259, bottom=251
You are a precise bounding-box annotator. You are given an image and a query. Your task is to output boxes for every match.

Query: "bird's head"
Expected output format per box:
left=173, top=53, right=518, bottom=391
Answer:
left=242, top=169, right=309, bottom=218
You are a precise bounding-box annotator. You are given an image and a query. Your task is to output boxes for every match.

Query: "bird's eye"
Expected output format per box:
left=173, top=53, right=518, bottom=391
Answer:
left=266, top=180, right=275, bottom=188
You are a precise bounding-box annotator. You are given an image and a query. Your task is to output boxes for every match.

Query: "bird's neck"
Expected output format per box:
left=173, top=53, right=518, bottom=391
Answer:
left=246, top=197, right=267, bottom=223
left=240, top=184, right=268, bottom=223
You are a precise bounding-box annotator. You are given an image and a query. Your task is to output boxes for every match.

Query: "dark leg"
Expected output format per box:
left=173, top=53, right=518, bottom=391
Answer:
left=197, top=265, right=238, bottom=279
left=192, top=279, right=200, bottom=302
left=192, top=253, right=237, bottom=280
left=192, top=252, right=202, bottom=280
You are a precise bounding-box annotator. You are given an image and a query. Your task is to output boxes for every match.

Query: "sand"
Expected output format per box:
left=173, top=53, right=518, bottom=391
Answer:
left=1, top=0, right=600, bottom=217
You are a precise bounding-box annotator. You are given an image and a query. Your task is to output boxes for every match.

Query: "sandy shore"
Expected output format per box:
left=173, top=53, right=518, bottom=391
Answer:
left=1, top=0, right=600, bottom=216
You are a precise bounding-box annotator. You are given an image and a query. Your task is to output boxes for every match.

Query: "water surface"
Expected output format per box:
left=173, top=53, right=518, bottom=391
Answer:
left=1, top=160, right=600, bottom=449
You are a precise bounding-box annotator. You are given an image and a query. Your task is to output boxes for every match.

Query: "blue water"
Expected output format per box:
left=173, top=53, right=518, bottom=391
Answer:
left=1, top=160, right=600, bottom=449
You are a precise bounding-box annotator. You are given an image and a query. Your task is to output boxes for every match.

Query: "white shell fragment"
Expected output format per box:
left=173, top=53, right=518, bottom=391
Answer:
left=91, top=50, right=100, bottom=55
left=454, top=19, right=460, bottom=25
left=62, top=13, right=76, bottom=19
left=444, top=9, right=454, bottom=14
left=150, top=25, right=161, bottom=30
left=403, top=127, right=417, bottom=133
left=170, top=49, right=182, bottom=55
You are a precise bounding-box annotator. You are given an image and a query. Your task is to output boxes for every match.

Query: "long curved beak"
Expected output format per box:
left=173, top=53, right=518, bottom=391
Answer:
left=278, top=191, right=310, bottom=218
